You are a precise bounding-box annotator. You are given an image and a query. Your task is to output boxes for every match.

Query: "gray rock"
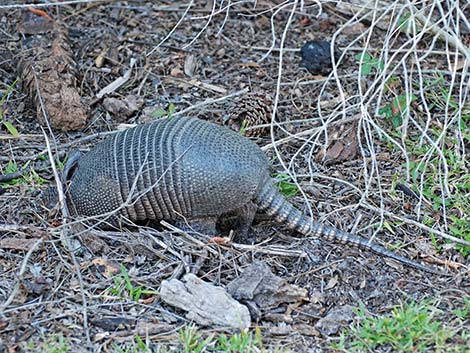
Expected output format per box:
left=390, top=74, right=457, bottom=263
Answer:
left=160, top=274, right=251, bottom=329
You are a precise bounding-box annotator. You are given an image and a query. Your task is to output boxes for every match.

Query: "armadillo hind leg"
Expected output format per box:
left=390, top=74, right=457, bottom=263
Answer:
left=230, top=201, right=258, bottom=243
left=256, top=183, right=441, bottom=274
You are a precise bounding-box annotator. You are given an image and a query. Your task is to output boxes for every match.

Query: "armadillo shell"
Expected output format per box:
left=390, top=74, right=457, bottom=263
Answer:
left=66, top=116, right=270, bottom=226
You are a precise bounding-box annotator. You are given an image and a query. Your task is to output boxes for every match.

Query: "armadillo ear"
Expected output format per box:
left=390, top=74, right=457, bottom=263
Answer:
left=61, top=149, right=82, bottom=184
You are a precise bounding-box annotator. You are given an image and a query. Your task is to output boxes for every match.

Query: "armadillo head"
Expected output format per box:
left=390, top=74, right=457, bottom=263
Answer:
left=41, top=149, right=82, bottom=210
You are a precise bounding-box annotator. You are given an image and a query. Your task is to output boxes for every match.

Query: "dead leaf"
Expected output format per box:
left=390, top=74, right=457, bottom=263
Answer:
left=342, top=22, right=367, bottom=35
left=184, top=54, right=198, bottom=77
left=7, top=344, right=20, bottom=353
left=95, top=51, right=106, bottom=68
left=208, top=236, right=230, bottom=244
left=140, top=296, right=156, bottom=305
left=89, top=258, right=121, bottom=278
left=18, top=20, right=88, bottom=131
left=452, top=58, right=467, bottom=71
left=324, top=276, right=338, bottom=290
left=14, top=283, right=29, bottom=305
left=299, top=17, right=311, bottom=26
left=316, top=123, right=359, bottom=164
left=294, top=324, right=321, bottom=337
left=134, top=321, right=175, bottom=336
left=238, top=61, right=261, bottom=69
left=94, top=332, right=110, bottom=342
left=170, top=66, right=184, bottom=77
left=80, top=233, right=110, bottom=253
left=384, top=258, right=403, bottom=271
left=263, top=313, right=293, bottom=323
left=319, top=18, right=335, bottom=32
left=96, top=58, right=136, bottom=98
left=187, top=79, right=227, bottom=94
left=0, top=319, right=8, bottom=331
left=27, top=6, right=53, bottom=21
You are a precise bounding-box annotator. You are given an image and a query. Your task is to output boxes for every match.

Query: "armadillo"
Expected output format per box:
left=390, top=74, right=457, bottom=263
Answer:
left=60, top=116, right=439, bottom=274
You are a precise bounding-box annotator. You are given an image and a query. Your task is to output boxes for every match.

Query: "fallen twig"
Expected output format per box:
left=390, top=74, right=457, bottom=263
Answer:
left=96, top=58, right=136, bottom=99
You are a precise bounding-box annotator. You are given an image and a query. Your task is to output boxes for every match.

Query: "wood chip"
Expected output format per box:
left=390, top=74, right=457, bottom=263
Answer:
left=316, top=122, right=359, bottom=164
left=324, top=276, right=338, bottom=290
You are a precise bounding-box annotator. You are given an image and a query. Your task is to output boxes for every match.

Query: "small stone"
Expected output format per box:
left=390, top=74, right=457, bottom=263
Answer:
left=315, top=305, right=355, bottom=336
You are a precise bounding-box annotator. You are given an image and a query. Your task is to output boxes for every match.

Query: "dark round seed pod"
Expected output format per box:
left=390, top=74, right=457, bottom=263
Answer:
left=301, top=40, right=339, bottom=75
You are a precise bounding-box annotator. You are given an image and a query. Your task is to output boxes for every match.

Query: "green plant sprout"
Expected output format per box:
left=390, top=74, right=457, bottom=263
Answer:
left=0, top=79, right=19, bottom=137
left=356, top=52, right=384, bottom=76
left=276, top=172, right=299, bottom=198
left=151, top=102, right=176, bottom=120
left=107, top=264, right=158, bottom=302
left=379, top=93, right=417, bottom=129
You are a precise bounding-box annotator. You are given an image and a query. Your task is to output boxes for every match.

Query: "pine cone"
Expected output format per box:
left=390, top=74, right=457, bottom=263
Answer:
left=225, top=91, right=272, bottom=137
left=17, top=11, right=88, bottom=131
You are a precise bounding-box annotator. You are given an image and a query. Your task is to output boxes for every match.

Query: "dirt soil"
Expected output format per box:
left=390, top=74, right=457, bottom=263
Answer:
left=0, top=1, right=469, bottom=352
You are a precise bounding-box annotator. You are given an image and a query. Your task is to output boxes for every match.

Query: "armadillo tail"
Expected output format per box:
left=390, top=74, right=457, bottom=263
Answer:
left=256, top=183, right=442, bottom=275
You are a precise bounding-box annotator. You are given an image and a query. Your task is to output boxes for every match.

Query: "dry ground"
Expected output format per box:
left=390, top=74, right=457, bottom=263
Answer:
left=0, top=1, right=469, bottom=352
